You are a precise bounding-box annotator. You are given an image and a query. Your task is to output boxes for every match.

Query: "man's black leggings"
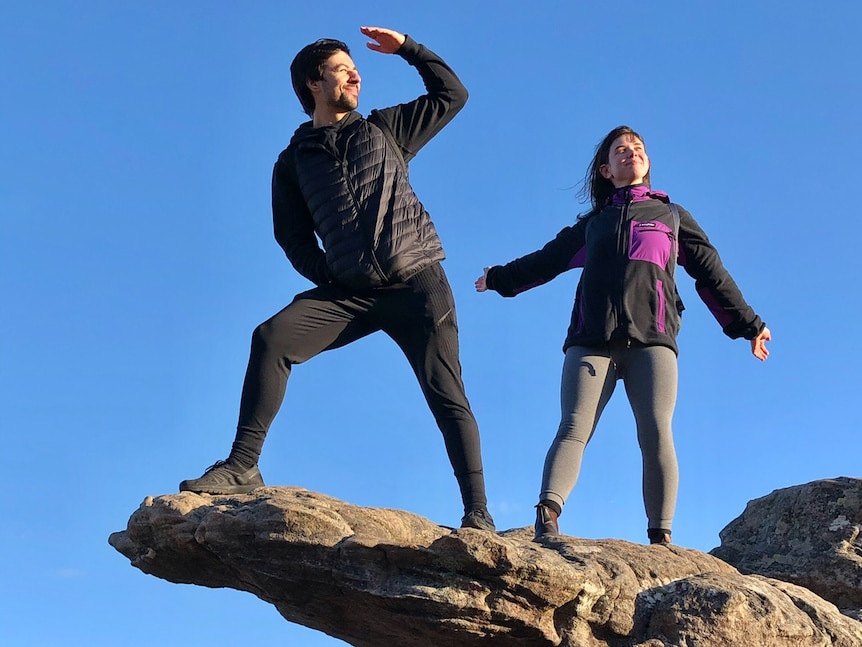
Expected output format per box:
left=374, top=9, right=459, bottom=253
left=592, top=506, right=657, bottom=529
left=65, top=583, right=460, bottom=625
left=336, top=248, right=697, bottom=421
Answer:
left=228, top=263, right=488, bottom=511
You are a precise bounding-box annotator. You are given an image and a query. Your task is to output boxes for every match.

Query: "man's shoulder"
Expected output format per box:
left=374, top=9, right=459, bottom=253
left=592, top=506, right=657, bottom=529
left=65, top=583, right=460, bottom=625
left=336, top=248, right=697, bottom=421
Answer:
left=365, top=110, right=388, bottom=131
left=275, top=144, right=295, bottom=168
left=285, top=120, right=314, bottom=147
left=276, top=121, right=315, bottom=166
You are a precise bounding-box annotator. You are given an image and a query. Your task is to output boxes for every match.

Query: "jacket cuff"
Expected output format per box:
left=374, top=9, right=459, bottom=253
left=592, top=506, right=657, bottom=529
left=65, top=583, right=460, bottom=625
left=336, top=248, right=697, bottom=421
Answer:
left=484, top=266, right=500, bottom=291
left=485, top=265, right=517, bottom=297
left=743, top=321, right=766, bottom=341
left=728, top=317, right=764, bottom=341
left=314, top=259, right=333, bottom=286
left=396, top=35, right=420, bottom=61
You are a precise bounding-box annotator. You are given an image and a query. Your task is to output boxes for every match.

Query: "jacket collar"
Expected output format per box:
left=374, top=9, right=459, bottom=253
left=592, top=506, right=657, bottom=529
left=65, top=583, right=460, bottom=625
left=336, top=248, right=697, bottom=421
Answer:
left=605, top=184, right=670, bottom=206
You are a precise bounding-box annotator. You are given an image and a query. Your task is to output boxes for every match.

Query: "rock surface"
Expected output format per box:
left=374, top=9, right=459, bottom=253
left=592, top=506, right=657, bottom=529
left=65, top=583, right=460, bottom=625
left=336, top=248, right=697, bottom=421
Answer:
left=110, top=485, right=862, bottom=647
left=711, top=476, right=862, bottom=620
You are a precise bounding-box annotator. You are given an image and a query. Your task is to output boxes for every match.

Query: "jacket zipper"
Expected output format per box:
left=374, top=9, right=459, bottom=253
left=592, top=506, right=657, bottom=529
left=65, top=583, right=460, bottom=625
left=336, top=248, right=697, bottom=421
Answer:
left=337, top=151, right=388, bottom=283
left=615, top=200, right=631, bottom=332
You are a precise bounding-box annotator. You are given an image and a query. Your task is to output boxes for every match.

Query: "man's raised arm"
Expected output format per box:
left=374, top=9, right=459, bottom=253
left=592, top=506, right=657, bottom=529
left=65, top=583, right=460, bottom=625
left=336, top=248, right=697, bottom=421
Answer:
left=362, top=26, right=468, bottom=161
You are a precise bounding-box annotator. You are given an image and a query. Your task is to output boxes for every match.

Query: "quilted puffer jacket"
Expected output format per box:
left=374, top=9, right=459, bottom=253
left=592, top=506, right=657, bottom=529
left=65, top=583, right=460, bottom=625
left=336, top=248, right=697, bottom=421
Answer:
left=272, top=35, right=467, bottom=290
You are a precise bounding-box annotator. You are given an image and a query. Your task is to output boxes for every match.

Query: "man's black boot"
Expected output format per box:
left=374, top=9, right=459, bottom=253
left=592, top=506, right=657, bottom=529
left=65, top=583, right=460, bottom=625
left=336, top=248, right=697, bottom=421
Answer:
left=460, top=505, right=496, bottom=531
left=179, top=460, right=264, bottom=495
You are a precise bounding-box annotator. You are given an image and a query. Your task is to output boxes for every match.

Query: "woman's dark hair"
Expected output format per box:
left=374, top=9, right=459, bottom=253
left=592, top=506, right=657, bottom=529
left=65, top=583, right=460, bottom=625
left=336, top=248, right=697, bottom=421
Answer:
left=290, top=38, right=351, bottom=116
left=578, top=125, right=649, bottom=218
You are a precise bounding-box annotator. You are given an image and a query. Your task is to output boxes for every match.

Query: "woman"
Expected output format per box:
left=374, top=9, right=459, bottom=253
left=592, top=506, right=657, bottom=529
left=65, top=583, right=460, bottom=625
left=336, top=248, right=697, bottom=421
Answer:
left=476, top=126, right=771, bottom=544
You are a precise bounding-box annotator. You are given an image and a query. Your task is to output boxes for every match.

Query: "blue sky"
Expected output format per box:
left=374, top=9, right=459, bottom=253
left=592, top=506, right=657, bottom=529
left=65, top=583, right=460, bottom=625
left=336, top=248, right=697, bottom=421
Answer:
left=2, top=2, right=860, bottom=645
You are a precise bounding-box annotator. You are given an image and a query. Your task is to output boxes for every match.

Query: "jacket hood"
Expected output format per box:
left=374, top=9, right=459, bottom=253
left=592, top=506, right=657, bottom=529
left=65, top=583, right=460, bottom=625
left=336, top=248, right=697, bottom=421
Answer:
left=289, top=111, right=362, bottom=146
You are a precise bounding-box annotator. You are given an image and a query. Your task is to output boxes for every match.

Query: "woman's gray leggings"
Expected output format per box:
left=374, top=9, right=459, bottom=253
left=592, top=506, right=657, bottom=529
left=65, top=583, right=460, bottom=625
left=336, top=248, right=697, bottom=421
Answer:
left=539, top=343, right=679, bottom=530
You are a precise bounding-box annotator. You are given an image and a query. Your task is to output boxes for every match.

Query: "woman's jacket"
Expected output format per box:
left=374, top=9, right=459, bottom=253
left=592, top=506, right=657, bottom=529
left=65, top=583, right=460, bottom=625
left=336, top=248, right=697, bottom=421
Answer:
left=485, top=185, right=764, bottom=354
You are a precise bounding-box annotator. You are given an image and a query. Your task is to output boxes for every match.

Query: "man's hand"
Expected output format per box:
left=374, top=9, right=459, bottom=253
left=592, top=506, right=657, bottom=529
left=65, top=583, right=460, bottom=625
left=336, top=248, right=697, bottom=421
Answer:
left=750, top=326, right=771, bottom=361
left=360, top=26, right=406, bottom=54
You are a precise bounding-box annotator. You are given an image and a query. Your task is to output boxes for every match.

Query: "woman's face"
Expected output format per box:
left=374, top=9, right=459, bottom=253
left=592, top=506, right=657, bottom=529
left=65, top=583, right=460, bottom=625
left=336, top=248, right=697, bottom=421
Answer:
left=600, top=134, right=650, bottom=188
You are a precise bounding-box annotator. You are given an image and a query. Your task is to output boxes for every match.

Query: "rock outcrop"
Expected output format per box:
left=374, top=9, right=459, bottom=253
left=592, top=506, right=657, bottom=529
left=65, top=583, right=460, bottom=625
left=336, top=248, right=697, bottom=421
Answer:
left=711, top=476, right=862, bottom=621
left=109, top=483, right=862, bottom=647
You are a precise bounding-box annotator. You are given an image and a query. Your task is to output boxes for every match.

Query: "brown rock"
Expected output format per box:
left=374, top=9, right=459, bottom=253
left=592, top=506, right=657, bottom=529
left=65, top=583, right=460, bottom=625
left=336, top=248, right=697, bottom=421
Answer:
left=711, top=476, right=862, bottom=617
left=109, top=487, right=862, bottom=647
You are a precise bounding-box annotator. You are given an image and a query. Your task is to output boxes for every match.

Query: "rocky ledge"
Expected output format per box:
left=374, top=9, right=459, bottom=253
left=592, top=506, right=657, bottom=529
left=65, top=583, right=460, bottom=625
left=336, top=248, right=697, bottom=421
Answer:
left=109, top=478, right=862, bottom=647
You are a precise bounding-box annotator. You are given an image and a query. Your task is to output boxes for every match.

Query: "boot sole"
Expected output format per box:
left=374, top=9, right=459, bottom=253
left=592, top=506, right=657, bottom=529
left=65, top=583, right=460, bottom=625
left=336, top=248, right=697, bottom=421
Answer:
left=178, top=482, right=263, bottom=495
left=460, top=522, right=497, bottom=531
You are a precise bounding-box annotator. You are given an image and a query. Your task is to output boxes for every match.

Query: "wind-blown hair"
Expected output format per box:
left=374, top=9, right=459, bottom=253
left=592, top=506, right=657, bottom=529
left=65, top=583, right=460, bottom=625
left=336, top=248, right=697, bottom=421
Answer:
left=578, top=125, right=649, bottom=219
left=290, top=38, right=351, bottom=116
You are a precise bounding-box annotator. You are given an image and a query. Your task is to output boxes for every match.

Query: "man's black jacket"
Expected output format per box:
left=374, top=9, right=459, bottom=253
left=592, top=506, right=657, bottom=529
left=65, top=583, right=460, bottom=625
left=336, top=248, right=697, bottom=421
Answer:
left=272, top=36, right=467, bottom=290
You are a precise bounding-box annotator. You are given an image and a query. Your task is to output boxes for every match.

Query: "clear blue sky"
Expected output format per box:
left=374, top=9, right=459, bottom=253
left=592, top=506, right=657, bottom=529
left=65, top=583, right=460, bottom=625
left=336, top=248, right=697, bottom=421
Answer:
left=2, top=2, right=859, bottom=645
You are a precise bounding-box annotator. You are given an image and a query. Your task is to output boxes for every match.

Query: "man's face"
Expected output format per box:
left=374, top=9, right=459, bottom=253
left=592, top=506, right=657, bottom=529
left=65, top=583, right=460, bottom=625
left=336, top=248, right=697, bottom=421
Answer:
left=309, top=50, right=361, bottom=113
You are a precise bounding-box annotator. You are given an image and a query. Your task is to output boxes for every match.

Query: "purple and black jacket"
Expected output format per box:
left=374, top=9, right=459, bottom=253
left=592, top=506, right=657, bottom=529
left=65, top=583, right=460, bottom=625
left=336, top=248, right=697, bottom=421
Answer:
left=485, top=185, right=764, bottom=355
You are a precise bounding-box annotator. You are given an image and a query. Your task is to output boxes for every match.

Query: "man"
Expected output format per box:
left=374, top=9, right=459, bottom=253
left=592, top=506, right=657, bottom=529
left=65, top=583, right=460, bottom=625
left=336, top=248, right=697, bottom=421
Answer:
left=179, top=26, right=495, bottom=531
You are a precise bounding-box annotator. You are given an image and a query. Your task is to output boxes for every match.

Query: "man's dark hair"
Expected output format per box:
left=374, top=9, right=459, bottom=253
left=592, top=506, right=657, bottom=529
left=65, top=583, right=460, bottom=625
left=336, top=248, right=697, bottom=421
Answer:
left=290, top=38, right=351, bottom=117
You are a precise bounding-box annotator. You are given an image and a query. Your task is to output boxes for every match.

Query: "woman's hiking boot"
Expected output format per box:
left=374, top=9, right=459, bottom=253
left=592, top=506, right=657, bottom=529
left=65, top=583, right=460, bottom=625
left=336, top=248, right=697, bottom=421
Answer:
left=648, top=528, right=672, bottom=545
left=534, top=501, right=560, bottom=540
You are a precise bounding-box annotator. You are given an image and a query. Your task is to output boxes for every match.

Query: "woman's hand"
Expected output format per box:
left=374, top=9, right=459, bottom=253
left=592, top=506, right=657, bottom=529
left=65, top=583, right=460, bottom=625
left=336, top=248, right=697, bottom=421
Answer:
left=751, top=326, right=771, bottom=361
left=360, top=26, right=406, bottom=54
left=475, top=267, right=490, bottom=292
